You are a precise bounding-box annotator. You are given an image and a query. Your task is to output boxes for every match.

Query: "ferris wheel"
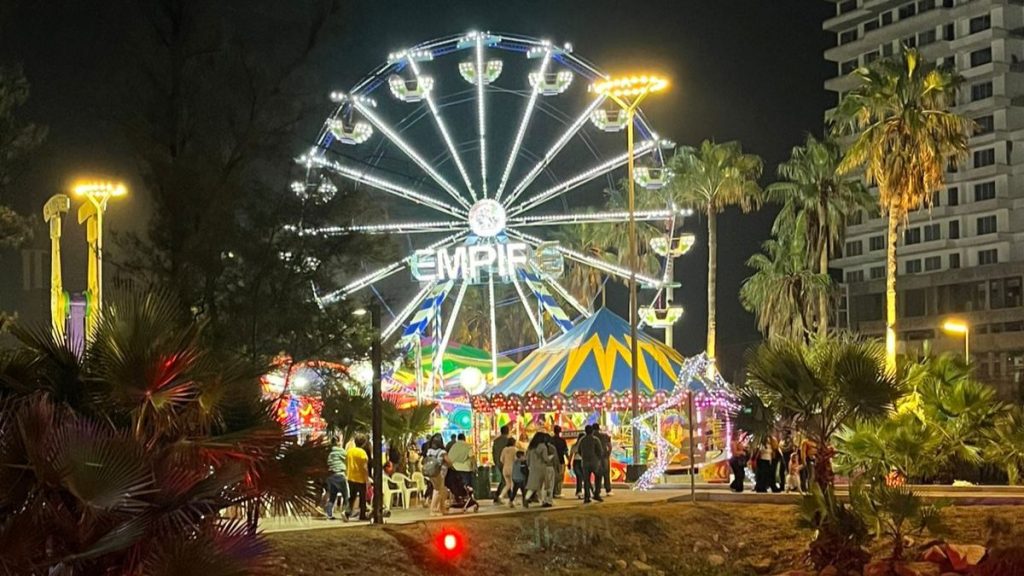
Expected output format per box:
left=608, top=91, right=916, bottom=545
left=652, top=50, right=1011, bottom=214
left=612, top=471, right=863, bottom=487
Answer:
left=294, top=31, right=684, bottom=389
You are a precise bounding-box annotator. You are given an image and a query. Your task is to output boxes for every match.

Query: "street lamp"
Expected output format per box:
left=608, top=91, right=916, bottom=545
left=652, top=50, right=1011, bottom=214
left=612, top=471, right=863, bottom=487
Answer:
left=73, top=180, right=126, bottom=336
left=354, top=304, right=384, bottom=525
left=590, top=74, right=669, bottom=479
left=941, top=319, right=970, bottom=362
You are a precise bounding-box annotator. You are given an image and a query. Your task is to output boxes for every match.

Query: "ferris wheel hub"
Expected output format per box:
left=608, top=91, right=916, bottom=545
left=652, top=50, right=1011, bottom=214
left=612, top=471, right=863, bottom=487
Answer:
left=467, top=199, right=507, bottom=238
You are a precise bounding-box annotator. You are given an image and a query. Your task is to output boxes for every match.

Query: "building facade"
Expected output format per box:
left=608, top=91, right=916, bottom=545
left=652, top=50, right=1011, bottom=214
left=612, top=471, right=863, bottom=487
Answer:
left=825, top=0, right=1024, bottom=399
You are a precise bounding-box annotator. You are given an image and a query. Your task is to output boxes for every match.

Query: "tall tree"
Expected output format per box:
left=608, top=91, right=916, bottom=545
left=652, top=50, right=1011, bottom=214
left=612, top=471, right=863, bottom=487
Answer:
left=667, top=140, right=763, bottom=367
left=830, top=49, right=971, bottom=372
left=766, top=134, right=872, bottom=338
left=740, top=234, right=829, bottom=341
left=0, top=64, right=45, bottom=250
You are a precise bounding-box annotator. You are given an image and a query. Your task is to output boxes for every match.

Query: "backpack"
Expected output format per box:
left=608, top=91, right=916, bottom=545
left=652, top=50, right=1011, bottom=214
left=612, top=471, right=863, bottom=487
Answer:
left=423, top=453, right=442, bottom=477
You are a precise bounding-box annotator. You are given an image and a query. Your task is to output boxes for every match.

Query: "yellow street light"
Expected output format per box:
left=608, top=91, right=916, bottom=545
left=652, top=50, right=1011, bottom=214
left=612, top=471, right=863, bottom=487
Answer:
left=589, top=73, right=669, bottom=476
left=73, top=179, right=127, bottom=336
left=941, top=319, right=970, bottom=362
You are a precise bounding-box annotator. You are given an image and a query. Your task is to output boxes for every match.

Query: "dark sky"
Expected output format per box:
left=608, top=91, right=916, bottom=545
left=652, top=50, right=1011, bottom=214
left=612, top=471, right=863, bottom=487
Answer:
left=3, top=1, right=834, bottom=376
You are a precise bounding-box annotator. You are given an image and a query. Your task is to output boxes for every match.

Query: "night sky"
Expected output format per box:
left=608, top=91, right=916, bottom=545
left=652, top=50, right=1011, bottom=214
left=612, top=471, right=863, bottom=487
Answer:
left=3, top=1, right=834, bottom=377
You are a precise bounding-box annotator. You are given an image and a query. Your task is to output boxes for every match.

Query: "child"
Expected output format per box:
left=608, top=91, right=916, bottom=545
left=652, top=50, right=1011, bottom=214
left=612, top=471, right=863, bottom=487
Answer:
left=786, top=452, right=802, bottom=493
left=509, top=450, right=528, bottom=507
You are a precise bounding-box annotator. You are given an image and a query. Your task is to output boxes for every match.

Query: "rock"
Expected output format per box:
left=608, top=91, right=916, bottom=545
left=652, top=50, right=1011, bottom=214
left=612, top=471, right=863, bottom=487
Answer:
left=614, top=559, right=627, bottom=570
left=638, top=550, right=648, bottom=562
left=818, top=566, right=839, bottom=576
left=893, top=561, right=941, bottom=576
left=708, top=553, right=726, bottom=567
left=632, top=560, right=653, bottom=572
left=746, top=558, right=773, bottom=574
left=944, top=544, right=986, bottom=571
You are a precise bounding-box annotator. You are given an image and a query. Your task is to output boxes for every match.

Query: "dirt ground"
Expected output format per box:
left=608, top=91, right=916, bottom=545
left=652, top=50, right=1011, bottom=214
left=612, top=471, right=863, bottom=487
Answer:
left=267, top=501, right=1024, bottom=576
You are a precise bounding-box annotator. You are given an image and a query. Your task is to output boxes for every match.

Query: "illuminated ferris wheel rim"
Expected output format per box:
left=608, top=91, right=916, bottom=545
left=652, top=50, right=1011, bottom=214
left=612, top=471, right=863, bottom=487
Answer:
left=297, top=30, right=684, bottom=386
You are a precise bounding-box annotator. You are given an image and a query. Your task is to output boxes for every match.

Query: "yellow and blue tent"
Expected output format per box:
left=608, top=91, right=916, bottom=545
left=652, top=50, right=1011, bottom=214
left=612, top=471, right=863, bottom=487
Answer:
left=484, top=308, right=683, bottom=402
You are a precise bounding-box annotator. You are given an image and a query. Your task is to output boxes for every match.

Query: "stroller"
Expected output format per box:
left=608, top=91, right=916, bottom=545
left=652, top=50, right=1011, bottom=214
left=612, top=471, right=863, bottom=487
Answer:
left=445, top=471, right=479, bottom=513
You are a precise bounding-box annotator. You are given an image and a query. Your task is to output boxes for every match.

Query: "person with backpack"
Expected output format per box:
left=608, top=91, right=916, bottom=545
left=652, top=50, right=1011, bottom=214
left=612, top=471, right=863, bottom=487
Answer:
left=576, top=424, right=605, bottom=504
left=423, top=435, right=452, bottom=516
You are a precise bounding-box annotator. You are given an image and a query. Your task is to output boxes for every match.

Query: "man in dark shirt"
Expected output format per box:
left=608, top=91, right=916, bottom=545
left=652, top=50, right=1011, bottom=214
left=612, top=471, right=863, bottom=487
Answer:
left=593, top=423, right=613, bottom=496
left=576, top=425, right=604, bottom=503
left=490, top=425, right=511, bottom=503
left=551, top=426, right=568, bottom=498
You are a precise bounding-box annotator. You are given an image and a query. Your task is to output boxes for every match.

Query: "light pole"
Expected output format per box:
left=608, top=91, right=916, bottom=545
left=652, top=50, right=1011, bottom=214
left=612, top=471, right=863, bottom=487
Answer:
left=590, top=74, right=668, bottom=477
left=43, top=194, right=71, bottom=339
left=942, top=319, right=970, bottom=363
left=73, top=180, right=126, bottom=336
left=355, top=303, right=384, bottom=525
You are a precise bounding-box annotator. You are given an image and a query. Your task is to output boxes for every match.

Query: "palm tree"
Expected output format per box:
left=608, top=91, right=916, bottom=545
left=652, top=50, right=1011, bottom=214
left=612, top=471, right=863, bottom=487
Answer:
left=830, top=49, right=972, bottom=371
left=986, top=406, right=1024, bottom=485
left=735, top=336, right=900, bottom=490
left=766, top=134, right=872, bottom=337
left=740, top=234, right=829, bottom=341
left=667, top=140, right=763, bottom=366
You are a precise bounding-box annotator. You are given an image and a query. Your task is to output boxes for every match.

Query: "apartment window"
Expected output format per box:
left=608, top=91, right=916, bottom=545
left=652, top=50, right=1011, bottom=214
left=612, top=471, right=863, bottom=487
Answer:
left=971, top=81, right=993, bottom=102
left=924, top=223, right=941, bottom=242
left=882, top=11, right=894, bottom=25
left=919, top=0, right=936, bottom=11
left=969, top=14, right=991, bottom=34
left=864, top=50, right=881, bottom=64
left=944, top=22, right=955, bottom=40
left=870, top=266, right=885, bottom=280
left=839, top=0, right=858, bottom=14
left=950, top=253, right=961, bottom=269
left=905, top=227, right=922, bottom=245
left=841, top=59, right=858, bottom=75
left=974, top=181, right=996, bottom=201
left=949, top=220, right=960, bottom=239
left=977, top=215, right=997, bottom=235
left=991, top=277, right=1024, bottom=309
left=906, top=259, right=922, bottom=274
left=974, top=148, right=996, bottom=167
left=979, top=248, right=999, bottom=265
left=904, top=288, right=927, bottom=317
left=931, top=190, right=941, bottom=207
left=919, top=29, right=937, bottom=46
left=898, top=3, right=916, bottom=19
left=841, top=29, right=859, bottom=44
left=845, top=240, right=864, bottom=257
left=925, top=256, right=942, bottom=271
left=869, top=235, right=884, bottom=251
left=883, top=42, right=895, bottom=57
left=970, top=48, right=993, bottom=67
left=865, top=20, right=880, bottom=33
left=904, top=35, right=917, bottom=48
left=947, top=187, right=960, bottom=206
left=975, top=115, right=994, bottom=135
left=947, top=156, right=959, bottom=173
left=846, top=270, right=865, bottom=283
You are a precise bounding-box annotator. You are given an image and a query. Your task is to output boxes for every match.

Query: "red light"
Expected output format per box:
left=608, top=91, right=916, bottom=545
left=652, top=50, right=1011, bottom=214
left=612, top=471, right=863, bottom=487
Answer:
left=435, top=528, right=464, bottom=560
left=443, top=534, right=457, bottom=551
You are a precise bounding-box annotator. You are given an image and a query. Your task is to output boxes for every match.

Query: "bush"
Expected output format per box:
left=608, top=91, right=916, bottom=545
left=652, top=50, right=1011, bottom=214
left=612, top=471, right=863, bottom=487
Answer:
left=797, top=484, right=871, bottom=572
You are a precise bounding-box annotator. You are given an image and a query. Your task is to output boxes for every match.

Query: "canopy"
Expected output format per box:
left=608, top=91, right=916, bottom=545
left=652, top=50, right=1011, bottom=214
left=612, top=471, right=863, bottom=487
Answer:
left=389, top=337, right=517, bottom=389
left=474, top=308, right=684, bottom=412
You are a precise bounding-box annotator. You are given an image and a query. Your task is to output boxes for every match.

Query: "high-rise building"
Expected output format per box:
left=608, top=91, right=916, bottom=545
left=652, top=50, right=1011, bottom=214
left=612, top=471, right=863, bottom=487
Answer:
left=825, top=0, right=1024, bottom=399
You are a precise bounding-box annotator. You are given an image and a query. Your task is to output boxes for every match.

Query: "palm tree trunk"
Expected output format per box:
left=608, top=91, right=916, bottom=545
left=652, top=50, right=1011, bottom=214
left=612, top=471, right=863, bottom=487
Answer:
left=885, top=213, right=899, bottom=373
left=706, top=208, right=717, bottom=364
left=817, top=202, right=829, bottom=340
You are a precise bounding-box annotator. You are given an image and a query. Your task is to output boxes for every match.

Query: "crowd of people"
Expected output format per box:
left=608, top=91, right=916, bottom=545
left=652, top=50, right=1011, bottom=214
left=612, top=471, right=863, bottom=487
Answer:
left=728, top=430, right=817, bottom=493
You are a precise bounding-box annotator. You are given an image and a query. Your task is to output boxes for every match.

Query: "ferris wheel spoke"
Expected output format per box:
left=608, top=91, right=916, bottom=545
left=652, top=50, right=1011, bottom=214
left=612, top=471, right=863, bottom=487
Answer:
left=508, top=209, right=673, bottom=227
left=502, top=95, right=606, bottom=208
left=475, top=35, right=489, bottom=197
left=311, top=156, right=467, bottom=218
left=542, top=273, right=591, bottom=319
left=487, top=274, right=499, bottom=379
left=382, top=280, right=437, bottom=341
left=494, top=50, right=551, bottom=202
left=432, top=280, right=470, bottom=384
left=318, top=231, right=466, bottom=304
left=351, top=100, right=471, bottom=210
left=510, top=140, right=657, bottom=217
left=407, top=57, right=477, bottom=201
left=510, top=270, right=545, bottom=343
left=302, top=220, right=467, bottom=236
left=510, top=229, right=660, bottom=287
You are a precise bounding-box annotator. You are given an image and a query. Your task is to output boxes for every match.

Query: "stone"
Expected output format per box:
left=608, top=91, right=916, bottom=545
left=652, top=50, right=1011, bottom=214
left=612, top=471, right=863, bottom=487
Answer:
left=707, top=554, right=726, bottom=567
left=638, top=550, right=648, bottom=562
left=944, top=544, right=986, bottom=571
left=893, top=561, right=941, bottom=576
left=746, top=558, right=774, bottom=574
left=632, top=560, right=653, bottom=572
left=614, top=559, right=627, bottom=570
left=818, top=566, right=839, bottom=576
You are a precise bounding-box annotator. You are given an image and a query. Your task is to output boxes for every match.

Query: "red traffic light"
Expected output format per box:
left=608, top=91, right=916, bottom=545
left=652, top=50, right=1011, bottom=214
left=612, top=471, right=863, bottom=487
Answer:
left=435, top=528, right=464, bottom=559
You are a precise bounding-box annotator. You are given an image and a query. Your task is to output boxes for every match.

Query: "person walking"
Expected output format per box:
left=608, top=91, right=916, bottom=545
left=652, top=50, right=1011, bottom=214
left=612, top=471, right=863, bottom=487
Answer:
left=524, top=432, right=553, bottom=508
left=593, top=423, right=613, bottom=496
left=576, top=425, right=604, bottom=504
left=729, top=436, right=748, bottom=493
left=491, top=424, right=511, bottom=503
left=449, top=433, right=475, bottom=490
left=324, top=435, right=349, bottom=521
left=445, top=434, right=457, bottom=452
left=541, top=435, right=557, bottom=507
left=423, top=435, right=452, bottom=516
left=568, top=431, right=585, bottom=499
left=799, top=435, right=818, bottom=492
left=753, top=437, right=774, bottom=493
left=345, top=434, right=370, bottom=521
left=550, top=426, right=568, bottom=498
left=420, top=434, right=442, bottom=505
left=499, top=438, right=518, bottom=507
left=779, top=430, right=795, bottom=492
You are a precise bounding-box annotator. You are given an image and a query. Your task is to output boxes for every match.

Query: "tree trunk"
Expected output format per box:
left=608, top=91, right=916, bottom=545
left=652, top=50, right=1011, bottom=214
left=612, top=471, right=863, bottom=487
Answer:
left=885, top=213, right=899, bottom=373
left=706, top=208, right=717, bottom=365
left=818, top=203, right=829, bottom=340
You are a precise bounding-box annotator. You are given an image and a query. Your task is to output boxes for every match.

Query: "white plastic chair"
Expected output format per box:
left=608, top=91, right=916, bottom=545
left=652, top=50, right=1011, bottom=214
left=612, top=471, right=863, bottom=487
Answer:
left=391, top=473, right=419, bottom=508
left=411, top=471, right=427, bottom=496
left=382, top=475, right=406, bottom=509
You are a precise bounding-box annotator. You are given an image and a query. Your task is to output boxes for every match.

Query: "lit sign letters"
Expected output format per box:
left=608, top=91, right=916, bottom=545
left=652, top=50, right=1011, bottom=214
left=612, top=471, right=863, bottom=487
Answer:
left=412, top=242, right=529, bottom=283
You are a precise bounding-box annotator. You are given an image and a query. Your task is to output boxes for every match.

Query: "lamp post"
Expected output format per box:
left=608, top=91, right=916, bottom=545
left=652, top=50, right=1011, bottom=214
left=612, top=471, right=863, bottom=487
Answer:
left=355, top=303, right=384, bottom=525
left=942, top=319, right=970, bottom=363
left=73, top=180, right=126, bottom=336
left=43, top=194, right=71, bottom=339
left=590, top=74, right=668, bottom=477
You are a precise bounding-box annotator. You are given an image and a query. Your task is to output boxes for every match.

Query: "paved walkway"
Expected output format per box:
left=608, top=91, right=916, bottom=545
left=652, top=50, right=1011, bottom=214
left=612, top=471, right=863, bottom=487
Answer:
left=261, top=482, right=1024, bottom=534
